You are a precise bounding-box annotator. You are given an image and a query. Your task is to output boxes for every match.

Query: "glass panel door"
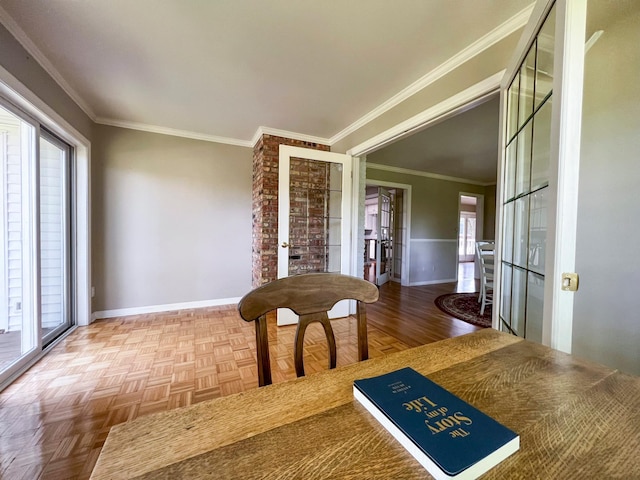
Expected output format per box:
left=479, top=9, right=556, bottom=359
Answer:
left=0, top=104, right=74, bottom=385
left=277, top=146, right=352, bottom=325
left=376, top=187, right=392, bottom=285
left=499, top=6, right=555, bottom=340
left=39, top=132, right=71, bottom=345
left=0, top=104, right=38, bottom=378
left=288, top=157, right=343, bottom=276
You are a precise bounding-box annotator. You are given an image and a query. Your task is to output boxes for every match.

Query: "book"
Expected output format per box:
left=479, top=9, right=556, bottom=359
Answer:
left=353, top=367, right=519, bottom=480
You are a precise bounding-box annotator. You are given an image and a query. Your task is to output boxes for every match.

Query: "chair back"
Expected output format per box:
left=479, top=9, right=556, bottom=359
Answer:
left=476, top=242, right=495, bottom=275
left=238, top=273, right=379, bottom=386
left=475, top=241, right=495, bottom=315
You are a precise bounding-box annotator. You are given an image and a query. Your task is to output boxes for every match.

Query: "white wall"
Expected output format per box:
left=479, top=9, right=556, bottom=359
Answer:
left=92, top=125, right=253, bottom=313
left=572, top=1, right=640, bottom=375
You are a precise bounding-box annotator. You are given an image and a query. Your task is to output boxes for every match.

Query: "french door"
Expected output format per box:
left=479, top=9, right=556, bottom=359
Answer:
left=277, top=145, right=353, bottom=325
left=458, top=213, right=476, bottom=263
left=375, top=187, right=392, bottom=286
left=0, top=100, right=73, bottom=384
left=496, top=0, right=587, bottom=351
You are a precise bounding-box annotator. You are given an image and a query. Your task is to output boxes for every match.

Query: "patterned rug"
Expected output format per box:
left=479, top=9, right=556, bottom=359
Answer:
left=434, top=293, right=491, bottom=328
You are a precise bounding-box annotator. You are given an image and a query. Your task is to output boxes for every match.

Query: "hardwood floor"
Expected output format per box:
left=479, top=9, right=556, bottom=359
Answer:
left=0, top=265, right=481, bottom=479
left=368, top=262, right=482, bottom=347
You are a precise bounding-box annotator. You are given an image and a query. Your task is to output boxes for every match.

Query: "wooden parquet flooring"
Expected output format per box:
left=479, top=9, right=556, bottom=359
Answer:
left=0, top=268, right=482, bottom=479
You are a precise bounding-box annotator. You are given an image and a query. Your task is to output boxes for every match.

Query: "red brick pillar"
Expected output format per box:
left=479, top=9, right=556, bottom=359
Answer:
left=251, top=135, right=330, bottom=287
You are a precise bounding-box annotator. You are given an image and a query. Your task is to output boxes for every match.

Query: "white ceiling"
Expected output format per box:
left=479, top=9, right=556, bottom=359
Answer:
left=0, top=0, right=533, bottom=148
left=367, top=95, right=500, bottom=184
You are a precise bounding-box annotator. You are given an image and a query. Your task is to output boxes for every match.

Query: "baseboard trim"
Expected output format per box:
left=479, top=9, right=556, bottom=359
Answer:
left=92, top=297, right=242, bottom=321
left=409, top=278, right=457, bottom=287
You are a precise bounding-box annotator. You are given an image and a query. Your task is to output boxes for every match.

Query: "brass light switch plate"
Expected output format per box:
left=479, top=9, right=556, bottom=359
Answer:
left=561, top=273, right=579, bottom=291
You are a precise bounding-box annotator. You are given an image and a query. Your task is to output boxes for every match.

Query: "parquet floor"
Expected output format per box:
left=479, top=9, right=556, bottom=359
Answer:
left=0, top=264, right=481, bottom=479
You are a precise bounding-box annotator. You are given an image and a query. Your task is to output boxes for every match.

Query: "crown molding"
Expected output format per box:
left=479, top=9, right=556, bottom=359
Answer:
left=251, top=126, right=330, bottom=147
left=329, top=3, right=534, bottom=146
left=1, top=3, right=533, bottom=150
left=0, top=5, right=97, bottom=121
left=367, top=163, right=493, bottom=187
left=348, top=71, right=504, bottom=158
left=96, top=118, right=253, bottom=147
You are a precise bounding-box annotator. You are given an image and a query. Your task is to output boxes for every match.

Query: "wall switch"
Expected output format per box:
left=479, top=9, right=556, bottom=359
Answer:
left=91, top=286, right=96, bottom=297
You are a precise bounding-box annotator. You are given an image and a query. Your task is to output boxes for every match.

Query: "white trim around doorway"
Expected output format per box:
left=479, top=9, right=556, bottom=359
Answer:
left=347, top=72, right=503, bottom=295
left=346, top=71, right=504, bottom=158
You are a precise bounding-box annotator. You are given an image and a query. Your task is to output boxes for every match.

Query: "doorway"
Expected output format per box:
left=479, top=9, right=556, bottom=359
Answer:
left=457, top=192, right=485, bottom=285
left=363, top=182, right=410, bottom=286
left=458, top=208, right=477, bottom=264
left=364, top=186, right=393, bottom=285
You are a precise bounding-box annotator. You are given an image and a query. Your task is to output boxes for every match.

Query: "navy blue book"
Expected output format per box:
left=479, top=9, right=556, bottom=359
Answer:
left=354, top=367, right=519, bottom=480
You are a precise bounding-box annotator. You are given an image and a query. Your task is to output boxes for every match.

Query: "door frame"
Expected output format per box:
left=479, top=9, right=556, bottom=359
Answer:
left=348, top=74, right=502, bottom=296
left=347, top=0, right=586, bottom=351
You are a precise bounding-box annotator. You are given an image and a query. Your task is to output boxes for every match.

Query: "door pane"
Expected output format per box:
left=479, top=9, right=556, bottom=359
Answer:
left=518, top=45, right=537, bottom=126
left=502, top=201, right=514, bottom=264
left=504, top=140, right=518, bottom=201
left=288, top=158, right=342, bottom=276
left=507, top=74, right=520, bottom=141
left=526, top=272, right=544, bottom=342
left=511, top=267, right=527, bottom=336
left=531, top=99, right=552, bottom=190
left=0, top=105, right=37, bottom=374
left=513, top=196, right=530, bottom=268
left=500, top=263, right=512, bottom=331
left=528, top=188, right=547, bottom=274
left=39, top=135, right=70, bottom=342
left=515, top=122, right=533, bottom=197
left=535, top=7, right=556, bottom=108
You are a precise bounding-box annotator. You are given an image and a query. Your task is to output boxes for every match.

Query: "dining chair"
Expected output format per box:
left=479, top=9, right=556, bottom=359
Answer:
left=237, top=273, right=379, bottom=387
left=475, top=242, right=495, bottom=315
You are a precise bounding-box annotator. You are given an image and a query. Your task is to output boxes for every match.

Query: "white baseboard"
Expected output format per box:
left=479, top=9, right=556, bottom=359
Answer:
left=91, top=297, right=242, bottom=322
left=409, top=278, right=457, bottom=286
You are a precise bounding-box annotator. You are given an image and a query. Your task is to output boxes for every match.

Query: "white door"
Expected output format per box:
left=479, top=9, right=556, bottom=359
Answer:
left=375, top=187, right=392, bottom=286
left=496, top=0, right=587, bottom=351
left=277, top=145, right=353, bottom=325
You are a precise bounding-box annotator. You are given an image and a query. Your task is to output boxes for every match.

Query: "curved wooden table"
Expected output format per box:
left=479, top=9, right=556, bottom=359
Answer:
left=91, top=329, right=640, bottom=479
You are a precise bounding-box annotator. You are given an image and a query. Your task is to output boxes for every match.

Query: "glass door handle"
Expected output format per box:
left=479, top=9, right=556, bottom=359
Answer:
left=281, top=241, right=292, bottom=248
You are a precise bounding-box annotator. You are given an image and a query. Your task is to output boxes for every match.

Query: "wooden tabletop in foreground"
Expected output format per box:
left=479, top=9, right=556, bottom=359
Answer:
left=91, top=328, right=640, bottom=479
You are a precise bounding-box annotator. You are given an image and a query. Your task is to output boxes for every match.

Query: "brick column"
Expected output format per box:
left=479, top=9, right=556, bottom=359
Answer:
left=251, top=135, right=329, bottom=287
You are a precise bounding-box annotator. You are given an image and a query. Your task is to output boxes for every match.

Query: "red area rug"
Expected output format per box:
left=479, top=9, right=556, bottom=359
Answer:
left=434, top=293, right=491, bottom=328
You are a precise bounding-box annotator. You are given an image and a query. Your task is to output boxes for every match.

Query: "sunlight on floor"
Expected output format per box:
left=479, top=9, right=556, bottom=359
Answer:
left=457, top=261, right=478, bottom=293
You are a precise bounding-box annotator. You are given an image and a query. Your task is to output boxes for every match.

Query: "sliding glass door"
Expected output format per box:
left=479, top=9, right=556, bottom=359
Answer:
left=0, top=101, right=73, bottom=384
left=0, top=103, right=38, bottom=376
left=39, top=132, right=72, bottom=345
